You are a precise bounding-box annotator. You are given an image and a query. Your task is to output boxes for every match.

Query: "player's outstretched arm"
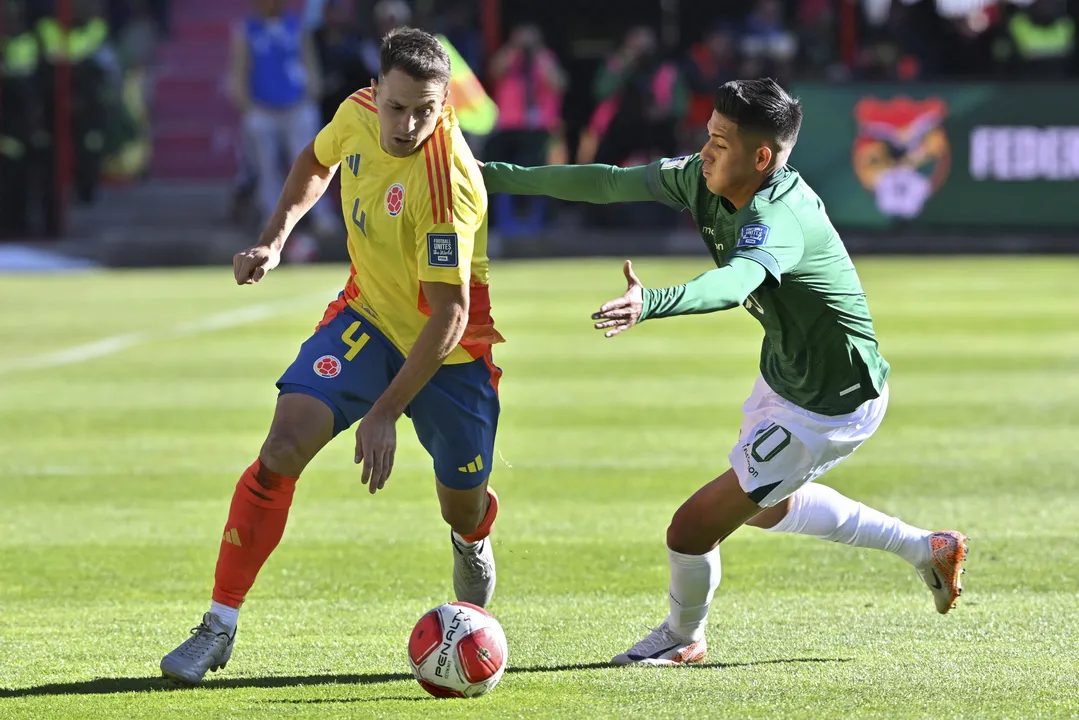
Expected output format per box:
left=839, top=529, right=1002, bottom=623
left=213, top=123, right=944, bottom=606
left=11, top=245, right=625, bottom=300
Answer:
left=481, top=162, right=654, bottom=205
left=592, top=257, right=767, bottom=337
left=233, top=141, right=338, bottom=285
left=353, top=281, right=469, bottom=494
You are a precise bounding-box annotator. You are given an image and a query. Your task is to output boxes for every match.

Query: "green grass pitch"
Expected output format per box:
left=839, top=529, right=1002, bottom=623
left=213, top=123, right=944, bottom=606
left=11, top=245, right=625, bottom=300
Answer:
left=1, top=257, right=1077, bottom=719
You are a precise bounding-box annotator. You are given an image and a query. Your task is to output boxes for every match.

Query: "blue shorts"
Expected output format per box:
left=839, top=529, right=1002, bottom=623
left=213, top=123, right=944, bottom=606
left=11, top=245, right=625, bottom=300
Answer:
left=277, top=304, right=501, bottom=489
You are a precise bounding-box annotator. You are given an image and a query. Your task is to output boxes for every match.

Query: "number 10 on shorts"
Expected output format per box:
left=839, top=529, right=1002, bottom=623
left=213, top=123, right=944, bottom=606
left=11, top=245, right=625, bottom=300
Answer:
left=751, top=423, right=792, bottom=463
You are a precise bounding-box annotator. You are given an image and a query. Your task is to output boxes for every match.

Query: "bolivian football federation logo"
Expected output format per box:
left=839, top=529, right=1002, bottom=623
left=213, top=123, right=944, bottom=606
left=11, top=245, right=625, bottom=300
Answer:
left=852, top=97, right=950, bottom=219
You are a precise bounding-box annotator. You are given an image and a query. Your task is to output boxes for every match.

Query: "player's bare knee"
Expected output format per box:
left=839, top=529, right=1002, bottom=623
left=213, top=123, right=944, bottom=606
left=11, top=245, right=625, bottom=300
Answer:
left=259, top=419, right=323, bottom=479
left=666, top=506, right=715, bottom=555
left=258, top=394, right=334, bottom=478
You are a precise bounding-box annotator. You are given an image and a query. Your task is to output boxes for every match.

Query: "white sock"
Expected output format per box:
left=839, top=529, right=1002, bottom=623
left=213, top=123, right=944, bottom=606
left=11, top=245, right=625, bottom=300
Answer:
left=209, top=601, right=240, bottom=633
left=768, top=483, right=931, bottom=567
left=452, top=531, right=480, bottom=550
left=665, top=546, right=721, bottom=642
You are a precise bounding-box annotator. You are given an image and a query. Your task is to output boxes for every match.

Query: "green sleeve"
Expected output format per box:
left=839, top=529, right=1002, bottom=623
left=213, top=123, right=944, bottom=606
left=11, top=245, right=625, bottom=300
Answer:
left=727, top=199, right=806, bottom=287
left=643, top=155, right=703, bottom=211
left=640, top=257, right=767, bottom=321
left=481, top=162, right=655, bottom=204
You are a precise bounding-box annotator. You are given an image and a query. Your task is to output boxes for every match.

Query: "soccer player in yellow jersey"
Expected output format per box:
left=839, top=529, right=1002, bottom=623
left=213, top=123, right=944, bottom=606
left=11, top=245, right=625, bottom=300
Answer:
left=161, top=28, right=503, bottom=685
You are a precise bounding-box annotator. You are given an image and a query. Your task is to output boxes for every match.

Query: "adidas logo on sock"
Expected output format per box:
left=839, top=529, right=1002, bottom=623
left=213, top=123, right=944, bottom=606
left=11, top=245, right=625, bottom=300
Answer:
left=223, top=528, right=242, bottom=546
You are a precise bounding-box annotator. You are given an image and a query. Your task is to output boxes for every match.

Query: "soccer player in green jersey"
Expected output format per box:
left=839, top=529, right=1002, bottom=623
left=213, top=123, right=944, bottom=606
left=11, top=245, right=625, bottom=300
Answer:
left=481, top=79, right=969, bottom=666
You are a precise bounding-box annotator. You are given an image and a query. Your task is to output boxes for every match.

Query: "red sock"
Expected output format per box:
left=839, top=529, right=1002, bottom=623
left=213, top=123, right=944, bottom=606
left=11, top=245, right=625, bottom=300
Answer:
left=212, top=459, right=297, bottom=608
left=461, top=487, right=499, bottom=543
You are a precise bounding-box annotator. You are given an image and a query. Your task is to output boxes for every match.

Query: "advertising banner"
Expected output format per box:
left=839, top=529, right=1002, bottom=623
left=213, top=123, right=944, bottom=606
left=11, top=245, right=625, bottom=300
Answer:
left=789, top=83, right=1079, bottom=230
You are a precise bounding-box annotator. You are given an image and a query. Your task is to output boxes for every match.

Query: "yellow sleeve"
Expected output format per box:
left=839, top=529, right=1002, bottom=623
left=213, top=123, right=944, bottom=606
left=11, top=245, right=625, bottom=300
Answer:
left=313, top=102, right=347, bottom=168
left=412, top=131, right=484, bottom=286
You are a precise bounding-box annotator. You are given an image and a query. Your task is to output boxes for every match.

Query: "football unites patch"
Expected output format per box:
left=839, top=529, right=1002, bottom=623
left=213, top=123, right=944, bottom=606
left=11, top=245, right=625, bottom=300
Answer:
left=737, top=223, right=770, bottom=247
left=427, top=233, right=459, bottom=268
left=661, top=156, right=691, bottom=170
left=385, top=183, right=405, bottom=217
left=313, top=355, right=341, bottom=378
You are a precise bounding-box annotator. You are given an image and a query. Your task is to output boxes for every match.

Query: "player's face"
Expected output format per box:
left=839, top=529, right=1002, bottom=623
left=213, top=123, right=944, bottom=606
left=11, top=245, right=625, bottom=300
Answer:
left=699, top=111, right=772, bottom=199
left=372, top=69, right=449, bottom=158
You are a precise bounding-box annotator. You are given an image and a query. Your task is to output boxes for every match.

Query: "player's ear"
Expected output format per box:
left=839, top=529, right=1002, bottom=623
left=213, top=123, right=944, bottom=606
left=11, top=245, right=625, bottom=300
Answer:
left=441, top=82, right=450, bottom=106
left=370, top=78, right=378, bottom=102
left=755, top=144, right=773, bottom=172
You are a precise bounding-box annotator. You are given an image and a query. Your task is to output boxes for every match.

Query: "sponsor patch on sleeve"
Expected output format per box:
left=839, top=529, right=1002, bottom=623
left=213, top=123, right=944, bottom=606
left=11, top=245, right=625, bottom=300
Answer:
left=737, top=223, right=770, bottom=247
left=427, top=232, right=459, bottom=268
left=661, top=156, right=691, bottom=170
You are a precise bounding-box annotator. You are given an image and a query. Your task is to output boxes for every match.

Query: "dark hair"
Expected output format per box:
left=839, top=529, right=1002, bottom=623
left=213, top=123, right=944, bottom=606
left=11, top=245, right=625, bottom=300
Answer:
left=714, top=78, right=802, bottom=149
left=379, top=27, right=451, bottom=86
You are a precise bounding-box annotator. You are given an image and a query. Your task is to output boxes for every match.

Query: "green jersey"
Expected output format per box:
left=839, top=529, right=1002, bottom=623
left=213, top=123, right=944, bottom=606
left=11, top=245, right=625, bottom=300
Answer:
left=482, top=157, right=890, bottom=415
left=645, top=155, right=888, bottom=414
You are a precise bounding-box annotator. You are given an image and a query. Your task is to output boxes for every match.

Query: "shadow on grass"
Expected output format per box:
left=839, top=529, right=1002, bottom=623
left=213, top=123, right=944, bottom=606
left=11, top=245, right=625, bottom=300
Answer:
left=0, top=657, right=851, bottom=698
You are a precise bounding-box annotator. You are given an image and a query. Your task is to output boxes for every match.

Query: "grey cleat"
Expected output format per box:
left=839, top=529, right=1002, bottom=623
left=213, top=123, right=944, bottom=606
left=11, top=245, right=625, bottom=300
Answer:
left=160, top=613, right=235, bottom=685
left=452, top=533, right=496, bottom=608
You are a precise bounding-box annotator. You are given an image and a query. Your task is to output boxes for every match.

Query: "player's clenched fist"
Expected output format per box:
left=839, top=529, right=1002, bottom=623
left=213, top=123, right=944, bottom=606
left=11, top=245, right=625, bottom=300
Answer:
left=233, top=244, right=281, bottom=285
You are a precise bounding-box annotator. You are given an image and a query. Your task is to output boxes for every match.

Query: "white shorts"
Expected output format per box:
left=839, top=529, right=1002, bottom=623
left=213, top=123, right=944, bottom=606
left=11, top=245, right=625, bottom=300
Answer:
left=729, top=375, right=889, bottom=508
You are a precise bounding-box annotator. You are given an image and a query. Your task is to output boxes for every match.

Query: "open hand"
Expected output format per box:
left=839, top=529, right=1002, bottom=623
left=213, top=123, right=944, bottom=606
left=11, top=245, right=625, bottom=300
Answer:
left=355, top=409, right=398, bottom=494
left=592, top=260, right=644, bottom=338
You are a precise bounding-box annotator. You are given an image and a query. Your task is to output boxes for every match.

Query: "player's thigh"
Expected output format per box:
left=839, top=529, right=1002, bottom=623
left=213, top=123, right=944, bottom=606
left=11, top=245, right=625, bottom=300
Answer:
left=410, top=355, right=501, bottom=494
left=274, top=308, right=393, bottom=461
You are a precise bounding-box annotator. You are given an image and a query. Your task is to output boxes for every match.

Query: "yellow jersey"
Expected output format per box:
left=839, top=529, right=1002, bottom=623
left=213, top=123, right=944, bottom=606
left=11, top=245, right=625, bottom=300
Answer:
left=313, top=87, right=503, bottom=365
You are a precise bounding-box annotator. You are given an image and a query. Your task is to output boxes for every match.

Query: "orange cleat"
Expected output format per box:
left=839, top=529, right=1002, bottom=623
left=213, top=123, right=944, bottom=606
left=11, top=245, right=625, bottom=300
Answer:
left=916, top=531, right=969, bottom=614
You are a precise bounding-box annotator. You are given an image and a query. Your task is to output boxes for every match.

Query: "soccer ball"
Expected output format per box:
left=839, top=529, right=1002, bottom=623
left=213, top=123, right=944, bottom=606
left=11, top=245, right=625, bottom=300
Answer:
left=407, top=602, right=508, bottom=698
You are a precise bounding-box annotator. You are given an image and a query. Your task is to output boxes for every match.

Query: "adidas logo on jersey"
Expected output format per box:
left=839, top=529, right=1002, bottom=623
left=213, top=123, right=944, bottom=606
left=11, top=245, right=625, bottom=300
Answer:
left=346, top=154, right=361, bottom=176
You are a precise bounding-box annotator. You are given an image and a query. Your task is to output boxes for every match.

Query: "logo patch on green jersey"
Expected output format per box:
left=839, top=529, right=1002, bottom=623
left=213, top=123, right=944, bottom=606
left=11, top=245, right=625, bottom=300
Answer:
left=738, top=224, right=770, bottom=247
left=661, top=156, right=691, bottom=170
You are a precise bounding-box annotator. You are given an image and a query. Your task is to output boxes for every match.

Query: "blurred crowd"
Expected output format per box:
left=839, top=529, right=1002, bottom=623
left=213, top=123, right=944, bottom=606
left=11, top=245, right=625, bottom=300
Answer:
left=3, top=0, right=1077, bottom=238
left=233, top=0, right=1078, bottom=234
left=0, top=0, right=168, bottom=237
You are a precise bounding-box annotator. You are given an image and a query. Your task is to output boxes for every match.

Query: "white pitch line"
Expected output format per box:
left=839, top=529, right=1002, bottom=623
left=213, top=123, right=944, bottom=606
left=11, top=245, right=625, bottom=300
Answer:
left=0, top=291, right=332, bottom=376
